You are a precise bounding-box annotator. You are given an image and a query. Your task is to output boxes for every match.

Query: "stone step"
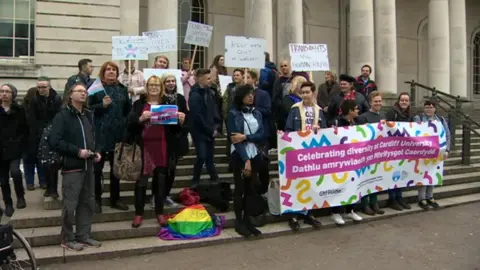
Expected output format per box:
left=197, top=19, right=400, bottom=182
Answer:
left=22, top=193, right=480, bottom=265
left=26, top=171, right=480, bottom=222
left=101, top=163, right=480, bottom=192
left=18, top=181, right=480, bottom=248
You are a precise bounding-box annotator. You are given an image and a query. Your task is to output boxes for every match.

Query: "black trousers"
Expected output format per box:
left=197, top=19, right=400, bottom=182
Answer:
left=44, top=163, right=59, bottom=195
left=331, top=205, right=353, bottom=214
left=231, top=152, right=270, bottom=221
left=94, top=152, right=120, bottom=205
left=135, top=167, right=166, bottom=216
left=0, top=160, right=25, bottom=206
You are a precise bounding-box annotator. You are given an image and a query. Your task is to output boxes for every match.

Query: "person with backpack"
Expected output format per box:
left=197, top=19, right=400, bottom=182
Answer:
left=49, top=83, right=102, bottom=251
left=413, top=100, right=451, bottom=211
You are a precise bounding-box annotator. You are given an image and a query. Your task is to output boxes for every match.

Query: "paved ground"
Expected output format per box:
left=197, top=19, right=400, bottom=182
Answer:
left=43, top=203, right=480, bottom=270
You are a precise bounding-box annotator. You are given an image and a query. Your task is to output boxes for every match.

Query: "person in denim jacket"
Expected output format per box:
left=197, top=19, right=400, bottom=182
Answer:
left=413, top=100, right=451, bottom=210
left=284, top=81, right=326, bottom=231
left=227, top=84, right=269, bottom=237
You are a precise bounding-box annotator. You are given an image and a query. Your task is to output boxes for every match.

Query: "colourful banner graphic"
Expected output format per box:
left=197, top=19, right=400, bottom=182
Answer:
left=151, top=105, right=178, bottom=125
left=277, top=120, right=447, bottom=214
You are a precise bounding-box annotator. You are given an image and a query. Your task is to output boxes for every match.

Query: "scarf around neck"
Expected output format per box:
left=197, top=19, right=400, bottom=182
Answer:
left=164, top=87, right=177, bottom=104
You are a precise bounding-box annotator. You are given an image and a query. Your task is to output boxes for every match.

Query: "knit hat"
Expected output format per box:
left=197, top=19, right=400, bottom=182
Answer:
left=1, top=84, right=18, bottom=100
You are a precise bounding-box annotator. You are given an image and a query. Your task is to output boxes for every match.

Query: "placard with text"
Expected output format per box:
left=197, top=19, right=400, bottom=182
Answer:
left=143, top=29, right=177, bottom=53
left=289, top=43, right=329, bottom=71
left=112, top=36, right=149, bottom=60
left=184, top=21, right=213, bottom=47
left=224, top=36, right=266, bottom=69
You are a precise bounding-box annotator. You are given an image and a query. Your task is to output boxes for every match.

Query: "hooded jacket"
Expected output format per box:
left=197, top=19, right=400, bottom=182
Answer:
left=188, top=83, right=220, bottom=142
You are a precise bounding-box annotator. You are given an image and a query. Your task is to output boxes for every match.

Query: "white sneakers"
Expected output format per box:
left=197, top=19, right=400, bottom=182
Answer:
left=331, top=213, right=345, bottom=225
left=331, top=210, right=363, bottom=225
left=346, top=210, right=363, bottom=221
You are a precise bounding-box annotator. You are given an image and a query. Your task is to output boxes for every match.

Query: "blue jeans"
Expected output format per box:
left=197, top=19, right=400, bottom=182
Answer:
left=388, top=188, right=403, bottom=201
left=192, top=139, right=218, bottom=185
left=23, top=154, right=45, bottom=186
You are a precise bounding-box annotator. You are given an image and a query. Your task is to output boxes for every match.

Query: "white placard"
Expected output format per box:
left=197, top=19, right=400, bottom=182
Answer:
left=289, top=43, right=330, bottom=71
left=142, top=29, right=177, bottom=54
left=143, top=69, right=184, bottom=96
left=184, top=21, right=213, bottom=47
left=224, top=36, right=265, bottom=69
left=218, top=75, right=233, bottom=96
left=112, top=36, right=149, bottom=60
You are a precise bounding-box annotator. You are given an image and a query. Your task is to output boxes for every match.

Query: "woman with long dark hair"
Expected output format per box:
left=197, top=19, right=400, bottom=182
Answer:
left=227, top=84, right=269, bottom=237
left=385, top=92, right=413, bottom=211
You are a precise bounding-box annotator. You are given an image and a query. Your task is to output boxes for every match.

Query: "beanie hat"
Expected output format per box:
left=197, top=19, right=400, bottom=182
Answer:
left=1, top=84, right=18, bottom=100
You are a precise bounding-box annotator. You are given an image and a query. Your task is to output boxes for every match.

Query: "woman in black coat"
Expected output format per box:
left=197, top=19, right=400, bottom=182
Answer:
left=127, top=75, right=186, bottom=228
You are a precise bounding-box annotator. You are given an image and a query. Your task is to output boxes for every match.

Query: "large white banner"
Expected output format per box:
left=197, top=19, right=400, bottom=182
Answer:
left=278, top=121, right=447, bottom=214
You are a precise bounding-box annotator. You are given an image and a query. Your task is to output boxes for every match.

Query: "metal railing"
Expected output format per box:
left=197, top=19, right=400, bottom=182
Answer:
left=405, top=80, right=479, bottom=165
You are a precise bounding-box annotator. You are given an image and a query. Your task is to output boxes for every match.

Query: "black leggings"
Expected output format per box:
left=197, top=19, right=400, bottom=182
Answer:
left=44, top=163, right=59, bottom=195
left=135, top=167, right=166, bottom=216
left=331, top=205, right=353, bottom=214
left=231, top=153, right=269, bottom=221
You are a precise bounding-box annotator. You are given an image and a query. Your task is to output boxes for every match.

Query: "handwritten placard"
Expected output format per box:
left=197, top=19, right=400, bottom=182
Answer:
left=224, top=36, right=266, bottom=69
left=184, top=21, right=213, bottom=47
left=289, top=43, right=330, bottom=71
left=112, top=36, right=149, bottom=60
left=218, top=75, right=233, bottom=96
left=151, top=105, right=178, bottom=125
left=143, top=69, right=184, bottom=96
left=143, top=29, right=177, bottom=53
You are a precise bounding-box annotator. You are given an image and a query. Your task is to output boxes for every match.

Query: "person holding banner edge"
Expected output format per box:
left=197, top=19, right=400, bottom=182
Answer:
left=413, top=100, right=451, bottom=211
left=356, top=91, right=386, bottom=216
left=330, top=99, right=363, bottom=225
left=283, top=81, right=326, bottom=230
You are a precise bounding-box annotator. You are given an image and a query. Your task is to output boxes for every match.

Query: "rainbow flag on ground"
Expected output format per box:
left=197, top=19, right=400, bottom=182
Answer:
left=87, top=78, right=107, bottom=96
left=158, top=204, right=225, bottom=240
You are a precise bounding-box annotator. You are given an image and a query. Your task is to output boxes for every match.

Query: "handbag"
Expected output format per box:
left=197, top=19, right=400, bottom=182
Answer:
left=113, top=139, right=142, bottom=182
left=267, top=179, right=281, bottom=216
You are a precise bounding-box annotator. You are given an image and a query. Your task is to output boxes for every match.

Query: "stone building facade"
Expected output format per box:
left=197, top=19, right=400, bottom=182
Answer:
left=1, top=0, right=480, bottom=103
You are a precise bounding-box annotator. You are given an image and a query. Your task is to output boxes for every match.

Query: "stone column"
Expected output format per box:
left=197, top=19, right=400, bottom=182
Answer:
left=276, top=0, right=303, bottom=62
left=245, top=0, right=274, bottom=58
left=120, top=0, right=140, bottom=35
left=147, top=0, right=178, bottom=67
left=374, top=0, right=397, bottom=94
left=449, top=0, right=468, bottom=98
left=428, top=0, right=450, bottom=94
left=348, top=0, right=375, bottom=79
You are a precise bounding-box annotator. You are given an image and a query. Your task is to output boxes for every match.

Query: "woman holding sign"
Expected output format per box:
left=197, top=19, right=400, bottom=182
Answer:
left=126, top=75, right=186, bottom=228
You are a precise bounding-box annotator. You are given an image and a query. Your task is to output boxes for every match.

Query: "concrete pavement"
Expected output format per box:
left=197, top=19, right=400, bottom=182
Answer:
left=42, top=202, right=480, bottom=270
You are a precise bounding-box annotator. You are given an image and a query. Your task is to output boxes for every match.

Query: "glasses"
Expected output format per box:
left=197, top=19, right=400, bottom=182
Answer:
left=72, top=90, right=87, bottom=94
left=148, top=84, right=161, bottom=87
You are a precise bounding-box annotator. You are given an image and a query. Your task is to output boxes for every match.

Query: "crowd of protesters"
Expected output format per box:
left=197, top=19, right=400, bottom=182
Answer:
left=0, top=53, right=450, bottom=250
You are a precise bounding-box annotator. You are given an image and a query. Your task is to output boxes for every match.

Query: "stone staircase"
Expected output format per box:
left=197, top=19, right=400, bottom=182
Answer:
left=9, top=129, right=480, bottom=266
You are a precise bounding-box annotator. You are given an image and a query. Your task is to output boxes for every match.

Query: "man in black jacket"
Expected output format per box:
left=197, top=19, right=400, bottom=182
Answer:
left=27, top=77, right=62, bottom=198
left=188, top=69, right=220, bottom=187
left=64, top=59, right=94, bottom=101
left=49, top=83, right=102, bottom=251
